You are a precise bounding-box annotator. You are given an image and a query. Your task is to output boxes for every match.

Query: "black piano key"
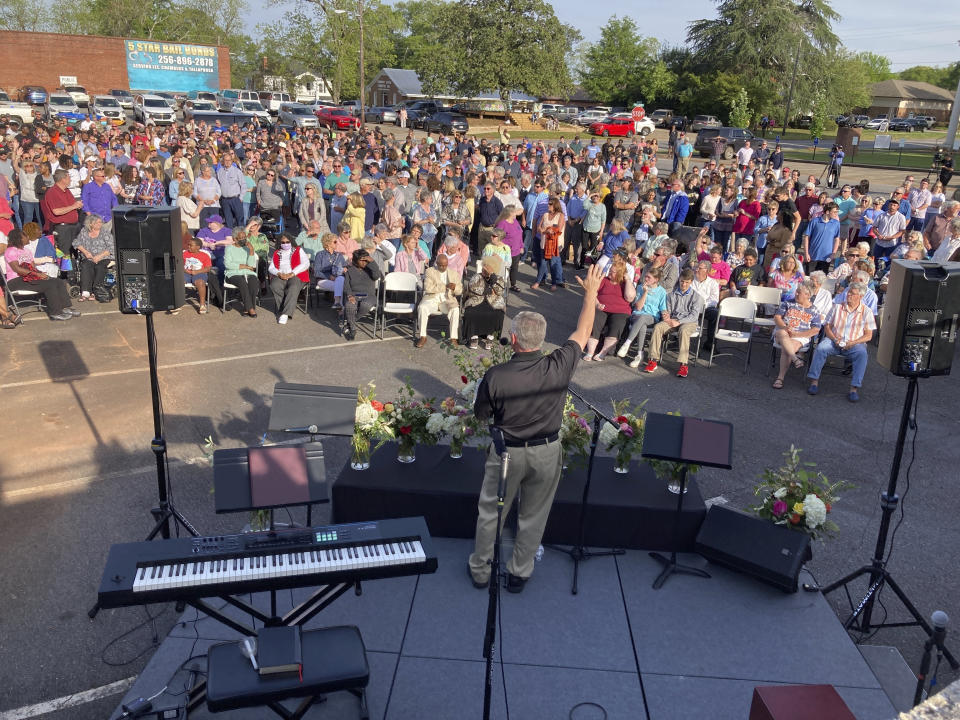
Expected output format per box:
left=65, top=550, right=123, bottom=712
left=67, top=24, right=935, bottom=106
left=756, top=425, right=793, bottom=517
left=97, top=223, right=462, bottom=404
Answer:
left=272, top=555, right=277, bottom=567
left=150, top=565, right=158, bottom=579
left=138, top=567, right=146, bottom=581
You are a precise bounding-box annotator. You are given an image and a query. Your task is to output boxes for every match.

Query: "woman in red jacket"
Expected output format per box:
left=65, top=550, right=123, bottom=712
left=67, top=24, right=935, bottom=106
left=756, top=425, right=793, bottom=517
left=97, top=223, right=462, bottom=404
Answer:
left=583, top=250, right=637, bottom=361
left=268, top=232, right=310, bottom=325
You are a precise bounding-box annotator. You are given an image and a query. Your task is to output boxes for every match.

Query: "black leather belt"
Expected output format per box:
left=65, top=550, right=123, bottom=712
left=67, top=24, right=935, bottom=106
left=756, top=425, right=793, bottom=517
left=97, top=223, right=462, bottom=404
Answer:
left=504, top=433, right=559, bottom=448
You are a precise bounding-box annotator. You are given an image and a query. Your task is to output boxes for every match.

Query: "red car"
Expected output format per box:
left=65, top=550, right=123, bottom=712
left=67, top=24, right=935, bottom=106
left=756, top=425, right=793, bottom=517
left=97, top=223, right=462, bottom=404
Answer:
left=588, top=117, right=638, bottom=137
left=315, top=106, right=361, bottom=130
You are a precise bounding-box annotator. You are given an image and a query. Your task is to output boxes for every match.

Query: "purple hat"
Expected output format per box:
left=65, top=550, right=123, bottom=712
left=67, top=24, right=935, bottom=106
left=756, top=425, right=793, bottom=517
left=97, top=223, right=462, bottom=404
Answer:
left=206, top=214, right=224, bottom=224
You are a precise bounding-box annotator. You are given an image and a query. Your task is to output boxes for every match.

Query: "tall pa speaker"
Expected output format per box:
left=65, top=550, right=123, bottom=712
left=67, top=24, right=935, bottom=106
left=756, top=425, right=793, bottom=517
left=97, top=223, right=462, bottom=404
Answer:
left=877, top=260, right=960, bottom=376
left=113, top=205, right=185, bottom=313
left=694, top=505, right=810, bottom=593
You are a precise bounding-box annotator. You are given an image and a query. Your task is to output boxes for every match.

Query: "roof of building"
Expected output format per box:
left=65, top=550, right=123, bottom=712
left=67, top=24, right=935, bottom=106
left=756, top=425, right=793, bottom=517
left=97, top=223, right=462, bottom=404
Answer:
left=371, top=68, right=535, bottom=102
left=870, top=79, right=954, bottom=102
left=539, top=87, right=598, bottom=104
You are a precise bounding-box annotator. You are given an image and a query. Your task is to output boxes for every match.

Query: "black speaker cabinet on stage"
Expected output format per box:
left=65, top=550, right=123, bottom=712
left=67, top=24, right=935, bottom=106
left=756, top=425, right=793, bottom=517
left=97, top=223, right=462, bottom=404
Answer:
left=694, top=505, right=810, bottom=593
left=877, top=260, right=960, bottom=377
left=113, top=205, right=185, bottom=313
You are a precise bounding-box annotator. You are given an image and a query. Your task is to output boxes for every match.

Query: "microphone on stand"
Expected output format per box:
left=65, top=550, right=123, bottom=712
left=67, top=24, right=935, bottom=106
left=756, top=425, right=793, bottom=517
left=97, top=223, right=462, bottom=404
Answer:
left=284, top=425, right=319, bottom=434
left=914, top=610, right=949, bottom=706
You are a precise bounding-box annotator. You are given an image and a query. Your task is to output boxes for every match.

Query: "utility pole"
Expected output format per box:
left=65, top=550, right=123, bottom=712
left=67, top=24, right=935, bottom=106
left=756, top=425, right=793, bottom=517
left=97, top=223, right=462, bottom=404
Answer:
left=358, top=0, right=365, bottom=129
left=944, top=41, right=960, bottom=152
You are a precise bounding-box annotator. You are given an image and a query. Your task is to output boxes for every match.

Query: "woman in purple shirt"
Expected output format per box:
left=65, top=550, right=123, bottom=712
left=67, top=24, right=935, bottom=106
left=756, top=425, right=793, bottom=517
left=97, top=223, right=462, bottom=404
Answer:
left=495, top=205, right=524, bottom=291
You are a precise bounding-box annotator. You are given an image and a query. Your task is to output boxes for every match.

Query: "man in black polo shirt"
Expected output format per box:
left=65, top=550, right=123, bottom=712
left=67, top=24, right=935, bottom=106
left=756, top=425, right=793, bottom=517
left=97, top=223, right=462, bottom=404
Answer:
left=468, top=264, right=604, bottom=593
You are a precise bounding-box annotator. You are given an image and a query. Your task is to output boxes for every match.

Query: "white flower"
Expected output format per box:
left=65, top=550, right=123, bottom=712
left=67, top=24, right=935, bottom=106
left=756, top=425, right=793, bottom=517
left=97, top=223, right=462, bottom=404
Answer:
left=426, top=412, right=447, bottom=436
left=443, top=414, right=461, bottom=432
left=803, top=494, right=827, bottom=529
left=773, top=487, right=788, bottom=499
left=598, top=421, right=619, bottom=449
left=459, top=380, right=477, bottom=402
left=355, top=402, right=379, bottom=429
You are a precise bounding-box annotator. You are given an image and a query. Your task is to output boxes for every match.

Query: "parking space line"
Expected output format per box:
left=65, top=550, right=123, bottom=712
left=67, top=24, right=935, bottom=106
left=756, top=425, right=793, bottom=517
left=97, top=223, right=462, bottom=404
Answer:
left=0, top=335, right=406, bottom=389
left=0, top=677, right=135, bottom=720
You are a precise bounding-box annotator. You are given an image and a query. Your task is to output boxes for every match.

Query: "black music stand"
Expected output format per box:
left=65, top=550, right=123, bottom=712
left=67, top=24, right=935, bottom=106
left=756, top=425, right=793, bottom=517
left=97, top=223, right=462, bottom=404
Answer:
left=268, top=383, right=357, bottom=438
left=642, top=413, right=733, bottom=590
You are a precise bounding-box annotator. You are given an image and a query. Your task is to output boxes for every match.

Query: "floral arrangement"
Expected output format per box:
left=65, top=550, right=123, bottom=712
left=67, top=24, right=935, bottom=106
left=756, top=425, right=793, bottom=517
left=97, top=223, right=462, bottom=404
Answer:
left=751, top=445, right=852, bottom=540
left=444, top=341, right=513, bottom=443
left=559, top=394, right=592, bottom=467
left=381, top=380, right=443, bottom=451
left=351, top=382, right=393, bottom=467
left=598, top=399, right=647, bottom=470
left=437, top=396, right=478, bottom=456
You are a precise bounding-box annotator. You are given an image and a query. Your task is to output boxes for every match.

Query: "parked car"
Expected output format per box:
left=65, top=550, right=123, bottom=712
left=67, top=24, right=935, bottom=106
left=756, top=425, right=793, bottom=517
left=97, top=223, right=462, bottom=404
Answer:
left=693, top=126, right=756, bottom=158
left=0, top=90, right=39, bottom=126
left=572, top=110, right=608, bottom=126
left=256, top=91, right=291, bottom=114
left=340, top=100, right=362, bottom=116
left=233, top=100, right=271, bottom=123
left=690, top=115, right=722, bottom=132
left=792, top=114, right=812, bottom=129
left=315, top=105, right=360, bottom=130
left=183, top=90, right=218, bottom=109
left=153, top=91, right=178, bottom=109
left=45, top=93, right=80, bottom=120
left=216, top=89, right=241, bottom=111
left=649, top=108, right=674, bottom=127
left=837, top=114, right=869, bottom=128
left=183, top=99, right=218, bottom=120
left=61, top=84, right=89, bottom=107
left=915, top=115, right=937, bottom=129
left=133, top=94, right=176, bottom=125
left=109, top=88, right=134, bottom=109
left=588, top=116, right=654, bottom=137
left=91, top=95, right=126, bottom=125
left=889, top=117, right=926, bottom=132
left=189, top=110, right=259, bottom=128
left=306, top=99, right=337, bottom=112
left=364, top=106, right=397, bottom=124
left=19, top=85, right=48, bottom=105
left=422, top=111, right=469, bottom=135
left=278, top=103, right=319, bottom=128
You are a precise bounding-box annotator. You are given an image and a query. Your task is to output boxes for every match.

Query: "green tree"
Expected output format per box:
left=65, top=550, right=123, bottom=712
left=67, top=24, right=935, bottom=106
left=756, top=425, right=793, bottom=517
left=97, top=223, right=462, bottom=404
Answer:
left=416, top=0, right=580, bottom=107
left=728, top=87, right=752, bottom=128
left=855, top=51, right=892, bottom=82
left=899, top=62, right=960, bottom=91
left=0, top=0, right=55, bottom=31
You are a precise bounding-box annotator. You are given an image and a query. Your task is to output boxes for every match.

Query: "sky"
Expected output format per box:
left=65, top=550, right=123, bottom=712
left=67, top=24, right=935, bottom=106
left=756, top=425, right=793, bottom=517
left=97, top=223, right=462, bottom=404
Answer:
left=252, top=0, right=960, bottom=70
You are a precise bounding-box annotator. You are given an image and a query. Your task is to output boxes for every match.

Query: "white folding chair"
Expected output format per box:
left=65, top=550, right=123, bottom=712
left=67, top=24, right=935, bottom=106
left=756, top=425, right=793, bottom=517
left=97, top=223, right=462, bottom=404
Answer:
left=823, top=276, right=838, bottom=295
left=745, top=285, right=781, bottom=331
left=709, top=297, right=756, bottom=373
left=0, top=256, right=45, bottom=316
left=380, top=271, right=420, bottom=339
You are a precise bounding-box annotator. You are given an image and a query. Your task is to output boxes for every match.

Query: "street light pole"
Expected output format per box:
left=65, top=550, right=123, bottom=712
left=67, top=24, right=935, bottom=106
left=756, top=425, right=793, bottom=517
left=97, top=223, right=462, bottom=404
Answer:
left=358, top=0, right=365, bottom=131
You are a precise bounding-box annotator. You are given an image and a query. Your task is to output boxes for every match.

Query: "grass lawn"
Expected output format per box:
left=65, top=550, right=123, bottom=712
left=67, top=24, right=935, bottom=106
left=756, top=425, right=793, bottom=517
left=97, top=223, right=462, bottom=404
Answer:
left=783, top=147, right=939, bottom=171
left=766, top=127, right=946, bottom=144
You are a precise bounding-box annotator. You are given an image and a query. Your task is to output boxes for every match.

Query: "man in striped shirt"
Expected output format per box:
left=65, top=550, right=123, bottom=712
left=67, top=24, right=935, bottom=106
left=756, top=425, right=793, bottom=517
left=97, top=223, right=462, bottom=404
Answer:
left=806, top=281, right=875, bottom=403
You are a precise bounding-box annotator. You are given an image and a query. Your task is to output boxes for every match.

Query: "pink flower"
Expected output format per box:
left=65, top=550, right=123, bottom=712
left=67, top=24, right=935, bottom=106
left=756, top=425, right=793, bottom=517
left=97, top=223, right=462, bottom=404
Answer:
left=619, top=422, right=633, bottom=437
left=576, top=418, right=589, bottom=430
left=772, top=500, right=788, bottom=516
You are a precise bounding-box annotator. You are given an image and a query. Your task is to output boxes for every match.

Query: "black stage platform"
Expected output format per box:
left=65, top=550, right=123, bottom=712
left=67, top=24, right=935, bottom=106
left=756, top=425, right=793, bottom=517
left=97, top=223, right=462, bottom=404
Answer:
left=332, top=443, right=706, bottom=551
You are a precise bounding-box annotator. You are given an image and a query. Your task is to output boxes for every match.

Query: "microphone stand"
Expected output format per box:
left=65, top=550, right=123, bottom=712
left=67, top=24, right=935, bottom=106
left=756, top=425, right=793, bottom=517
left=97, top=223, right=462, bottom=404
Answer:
left=483, top=427, right=509, bottom=720
left=545, top=387, right=625, bottom=595
left=914, top=611, right=949, bottom=706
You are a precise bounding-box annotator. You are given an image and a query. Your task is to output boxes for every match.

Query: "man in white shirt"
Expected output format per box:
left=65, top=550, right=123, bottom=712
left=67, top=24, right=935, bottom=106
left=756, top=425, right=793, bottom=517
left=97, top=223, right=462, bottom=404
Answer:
left=692, top=260, right=719, bottom=351
left=931, top=217, right=960, bottom=263
left=907, top=178, right=932, bottom=233
left=736, top=141, right=754, bottom=172
left=415, top=253, right=462, bottom=347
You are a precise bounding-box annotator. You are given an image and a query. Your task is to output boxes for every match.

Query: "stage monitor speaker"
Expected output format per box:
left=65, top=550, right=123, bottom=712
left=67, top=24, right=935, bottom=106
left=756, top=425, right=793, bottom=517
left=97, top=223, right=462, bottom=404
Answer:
left=694, top=505, right=810, bottom=593
left=877, top=260, right=960, bottom=377
left=113, top=205, right=184, bottom=314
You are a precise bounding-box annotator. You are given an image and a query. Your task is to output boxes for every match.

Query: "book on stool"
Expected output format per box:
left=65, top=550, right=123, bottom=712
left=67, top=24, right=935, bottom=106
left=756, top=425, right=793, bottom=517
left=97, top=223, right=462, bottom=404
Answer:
left=257, top=625, right=302, bottom=677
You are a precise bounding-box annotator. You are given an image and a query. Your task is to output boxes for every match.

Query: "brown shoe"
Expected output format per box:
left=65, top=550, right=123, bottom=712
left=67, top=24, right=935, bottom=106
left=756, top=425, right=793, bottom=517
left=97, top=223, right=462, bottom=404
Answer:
left=415, top=336, right=427, bottom=348
left=450, top=338, right=459, bottom=346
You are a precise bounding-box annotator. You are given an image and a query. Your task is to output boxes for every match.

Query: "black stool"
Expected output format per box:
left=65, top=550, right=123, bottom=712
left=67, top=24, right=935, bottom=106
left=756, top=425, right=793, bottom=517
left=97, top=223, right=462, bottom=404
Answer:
left=206, top=626, right=369, bottom=720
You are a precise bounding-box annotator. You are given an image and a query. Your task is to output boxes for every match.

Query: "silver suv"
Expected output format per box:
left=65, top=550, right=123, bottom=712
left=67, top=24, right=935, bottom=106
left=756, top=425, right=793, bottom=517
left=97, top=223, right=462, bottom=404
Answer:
left=278, top=103, right=319, bottom=128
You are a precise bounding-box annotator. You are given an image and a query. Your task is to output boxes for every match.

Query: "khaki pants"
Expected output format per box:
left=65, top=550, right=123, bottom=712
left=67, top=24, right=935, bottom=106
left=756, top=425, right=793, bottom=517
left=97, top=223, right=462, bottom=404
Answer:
left=649, top=320, right=698, bottom=364
left=469, top=440, right=563, bottom=583
left=678, top=155, right=690, bottom=174
left=417, top=295, right=460, bottom=339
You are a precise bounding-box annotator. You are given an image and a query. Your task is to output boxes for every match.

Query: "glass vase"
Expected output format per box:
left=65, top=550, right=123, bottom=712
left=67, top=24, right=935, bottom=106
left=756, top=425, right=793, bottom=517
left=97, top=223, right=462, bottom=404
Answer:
left=666, top=471, right=689, bottom=495
left=614, top=450, right=630, bottom=474
left=449, top=438, right=464, bottom=459
left=350, top=434, right=371, bottom=470
left=397, top=436, right=417, bottom=463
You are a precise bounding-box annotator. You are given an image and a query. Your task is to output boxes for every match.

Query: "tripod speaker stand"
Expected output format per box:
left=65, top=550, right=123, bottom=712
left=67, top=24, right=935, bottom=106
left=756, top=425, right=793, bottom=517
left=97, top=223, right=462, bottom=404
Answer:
left=88, top=313, right=197, bottom=619
left=821, top=375, right=958, bottom=669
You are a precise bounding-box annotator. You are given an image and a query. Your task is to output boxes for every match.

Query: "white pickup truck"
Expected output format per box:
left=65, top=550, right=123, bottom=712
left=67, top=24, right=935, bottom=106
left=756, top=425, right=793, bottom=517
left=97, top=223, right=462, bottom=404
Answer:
left=0, top=90, right=37, bottom=126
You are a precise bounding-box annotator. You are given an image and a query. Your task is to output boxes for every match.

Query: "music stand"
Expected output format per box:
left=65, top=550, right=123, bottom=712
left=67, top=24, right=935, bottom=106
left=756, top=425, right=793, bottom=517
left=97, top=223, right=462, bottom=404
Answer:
left=642, top=413, right=733, bottom=590
left=268, top=383, right=357, bottom=438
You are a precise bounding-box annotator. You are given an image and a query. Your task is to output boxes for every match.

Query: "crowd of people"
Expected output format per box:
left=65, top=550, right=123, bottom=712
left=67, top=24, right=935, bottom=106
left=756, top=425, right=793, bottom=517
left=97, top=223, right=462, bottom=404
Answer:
left=2, top=112, right=958, bottom=399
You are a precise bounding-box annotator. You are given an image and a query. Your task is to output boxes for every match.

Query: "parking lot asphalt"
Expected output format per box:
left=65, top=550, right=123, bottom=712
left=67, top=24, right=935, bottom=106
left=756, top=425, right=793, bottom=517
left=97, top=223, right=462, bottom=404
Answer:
left=0, top=129, right=956, bottom=719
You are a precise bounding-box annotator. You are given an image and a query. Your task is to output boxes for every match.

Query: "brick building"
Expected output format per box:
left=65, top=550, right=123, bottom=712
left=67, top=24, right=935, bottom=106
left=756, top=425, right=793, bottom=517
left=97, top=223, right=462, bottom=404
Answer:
left=0, top=31, right=231, bottom=98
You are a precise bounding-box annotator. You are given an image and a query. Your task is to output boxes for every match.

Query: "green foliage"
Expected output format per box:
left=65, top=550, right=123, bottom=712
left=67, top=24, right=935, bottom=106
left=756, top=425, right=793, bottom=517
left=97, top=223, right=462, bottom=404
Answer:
left=579, top=17, right=673, bottom=106
left=898, top=62, right=960, bottom=92
left=855, top=51, right=892, bottom=82
left=416, top=0, right=580, bottom=106
left=727, top=87, right=752, bottom=128
left=0, top=0, right=55, bottom=31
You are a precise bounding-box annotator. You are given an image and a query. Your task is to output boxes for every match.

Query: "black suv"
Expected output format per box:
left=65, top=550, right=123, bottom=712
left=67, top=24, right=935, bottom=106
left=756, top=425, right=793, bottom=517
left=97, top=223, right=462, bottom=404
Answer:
left=423, top=111, right=469, bottom=135
left=693, top=127, right=756, bottom=159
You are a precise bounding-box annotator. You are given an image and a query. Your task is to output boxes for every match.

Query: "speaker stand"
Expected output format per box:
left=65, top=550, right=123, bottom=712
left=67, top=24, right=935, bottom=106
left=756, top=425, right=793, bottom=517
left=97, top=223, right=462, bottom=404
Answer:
left=822, top=376, right=958, bottom=670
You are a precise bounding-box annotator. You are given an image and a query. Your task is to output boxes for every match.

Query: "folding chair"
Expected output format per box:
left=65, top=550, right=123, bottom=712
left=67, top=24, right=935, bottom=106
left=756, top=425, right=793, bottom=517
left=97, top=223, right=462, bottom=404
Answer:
left=1, top=257, right=45, bottom=316
left=342, top=278, right=380, bottom=339
left=708, top=297, right=756, bottom=373
left=656, top=309, right=705, bottom=369
left=379, top=272, right=419, bottom=339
